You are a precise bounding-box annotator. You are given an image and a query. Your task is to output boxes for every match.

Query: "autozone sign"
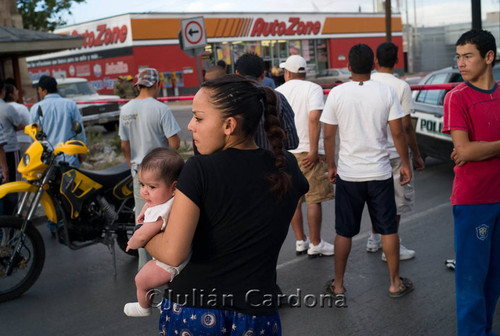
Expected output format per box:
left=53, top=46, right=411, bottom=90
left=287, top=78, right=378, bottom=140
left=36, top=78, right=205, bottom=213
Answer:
left=71, top=24, right=128, bottom=48
left=250, top=17, right=321, bottom=37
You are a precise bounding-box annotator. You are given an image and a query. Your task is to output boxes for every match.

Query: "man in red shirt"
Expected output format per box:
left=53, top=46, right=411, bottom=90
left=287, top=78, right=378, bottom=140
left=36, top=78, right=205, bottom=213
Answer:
left=442, top=29, right=500, bottom=336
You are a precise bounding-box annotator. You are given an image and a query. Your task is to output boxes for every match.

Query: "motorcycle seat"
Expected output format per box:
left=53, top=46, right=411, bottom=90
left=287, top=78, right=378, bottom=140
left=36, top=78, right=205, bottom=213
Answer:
left=77, top=162, right=131, bottom=188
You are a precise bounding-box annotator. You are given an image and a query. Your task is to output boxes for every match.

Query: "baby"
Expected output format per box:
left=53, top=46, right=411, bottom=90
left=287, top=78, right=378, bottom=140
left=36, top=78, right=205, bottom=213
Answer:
left=124, top=147, right=185, bottom=317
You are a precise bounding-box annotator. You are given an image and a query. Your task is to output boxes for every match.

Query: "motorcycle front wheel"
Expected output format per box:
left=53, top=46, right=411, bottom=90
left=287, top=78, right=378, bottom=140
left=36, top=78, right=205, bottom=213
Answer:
left=115, top=197, right=138, bottom=257
left=116, top=229, right=138, bottom=257
left=0, top=216, right=45, bottom=302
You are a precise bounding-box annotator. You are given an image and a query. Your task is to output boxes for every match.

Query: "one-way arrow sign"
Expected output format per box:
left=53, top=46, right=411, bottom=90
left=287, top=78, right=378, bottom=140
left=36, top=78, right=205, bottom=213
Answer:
left=180, top=17, right=207, bottom=50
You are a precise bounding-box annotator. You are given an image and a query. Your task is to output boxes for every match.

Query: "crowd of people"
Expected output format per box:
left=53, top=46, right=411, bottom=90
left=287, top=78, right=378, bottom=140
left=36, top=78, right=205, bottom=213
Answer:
left=0, top=28, right=498, bottom=336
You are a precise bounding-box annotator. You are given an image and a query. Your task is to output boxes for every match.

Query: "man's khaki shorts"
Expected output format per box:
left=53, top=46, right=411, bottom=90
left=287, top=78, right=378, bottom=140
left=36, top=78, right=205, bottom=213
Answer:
left=294, top=152, right=334, bottom=204
left=390, top=157, right=415, bottom=215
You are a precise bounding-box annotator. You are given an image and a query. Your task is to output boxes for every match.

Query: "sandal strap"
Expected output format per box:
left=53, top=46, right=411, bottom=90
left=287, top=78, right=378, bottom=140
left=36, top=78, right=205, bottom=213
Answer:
left=334, top=294, right=348, bottom=308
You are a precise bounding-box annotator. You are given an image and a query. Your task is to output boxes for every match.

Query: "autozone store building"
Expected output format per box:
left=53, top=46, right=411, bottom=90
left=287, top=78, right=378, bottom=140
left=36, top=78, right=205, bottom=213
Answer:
left=26, top=12, right=403, bottom=95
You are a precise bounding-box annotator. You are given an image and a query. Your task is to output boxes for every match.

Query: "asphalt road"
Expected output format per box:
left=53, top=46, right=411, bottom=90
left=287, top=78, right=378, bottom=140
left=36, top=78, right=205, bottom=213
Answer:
left=169, top=102, right=194, bottom=146
left=1, top=104, right=498, bottom=335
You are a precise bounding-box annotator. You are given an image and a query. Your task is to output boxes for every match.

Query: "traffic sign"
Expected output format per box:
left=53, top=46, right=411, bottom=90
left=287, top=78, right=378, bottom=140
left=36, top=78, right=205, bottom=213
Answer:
left=180, top=17, right=207, bottom=50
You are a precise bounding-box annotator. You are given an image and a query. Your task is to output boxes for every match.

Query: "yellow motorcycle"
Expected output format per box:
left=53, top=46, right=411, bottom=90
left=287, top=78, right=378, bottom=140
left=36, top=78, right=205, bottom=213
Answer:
left=0, top=113, right=136, bottom=302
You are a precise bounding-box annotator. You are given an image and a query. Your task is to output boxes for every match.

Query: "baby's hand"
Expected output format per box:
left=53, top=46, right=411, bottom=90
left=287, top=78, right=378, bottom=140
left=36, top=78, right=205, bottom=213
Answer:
left=137, top=204, right=148, bottom=223
left=126, top=233, right=141, bottom=251
left=126, top=240, right=142, bottom=250
left=126, top=241, right=134, bottom=252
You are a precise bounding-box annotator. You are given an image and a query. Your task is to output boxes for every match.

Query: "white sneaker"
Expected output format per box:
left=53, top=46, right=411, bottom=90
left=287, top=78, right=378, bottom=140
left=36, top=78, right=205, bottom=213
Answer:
left=296, top=237, right=310, bottom=255
left=366, top=233, right=382, bottom=252
left=307, top=240, right=334, bottom=258
left=381, top=244, right=416, bottom=261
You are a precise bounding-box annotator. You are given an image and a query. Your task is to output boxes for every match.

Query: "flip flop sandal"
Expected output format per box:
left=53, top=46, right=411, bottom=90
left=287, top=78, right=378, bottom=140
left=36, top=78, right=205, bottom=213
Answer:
left=333, top=293, right=347, bottom=308
left=445, top=259, right=456, bottom=270
left=324, top=279, right=348, bottom=308
left=389, top=277, right=414, bottom=298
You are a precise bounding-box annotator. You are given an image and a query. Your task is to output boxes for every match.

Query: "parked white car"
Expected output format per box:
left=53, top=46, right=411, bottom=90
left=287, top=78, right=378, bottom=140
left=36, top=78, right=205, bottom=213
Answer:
left=33, top=78, right=122, bottom=131
left=309, top=67, right=351, bottom=87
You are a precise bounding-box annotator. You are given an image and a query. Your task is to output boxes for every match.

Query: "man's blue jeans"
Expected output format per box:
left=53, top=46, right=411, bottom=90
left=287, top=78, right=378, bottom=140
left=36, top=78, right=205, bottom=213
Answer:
left=454, top=203, right=500, bottom=336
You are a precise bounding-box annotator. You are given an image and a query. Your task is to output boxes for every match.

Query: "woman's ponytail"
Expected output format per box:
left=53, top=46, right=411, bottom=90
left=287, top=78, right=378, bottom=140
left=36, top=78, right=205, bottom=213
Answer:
left=261, top=86, right=291, bottom=199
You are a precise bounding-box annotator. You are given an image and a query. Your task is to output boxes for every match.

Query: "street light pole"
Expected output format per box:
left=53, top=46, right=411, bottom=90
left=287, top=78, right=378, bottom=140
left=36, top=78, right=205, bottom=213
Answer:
left=386, top=0, right=392, bottom=41
left=471, top=0, right=482, bottom=29
left=405, top=0, right=414, bottom=73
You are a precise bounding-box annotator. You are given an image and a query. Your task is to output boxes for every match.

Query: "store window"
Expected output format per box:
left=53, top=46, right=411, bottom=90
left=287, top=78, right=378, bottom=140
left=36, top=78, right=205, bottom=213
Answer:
left=262, top=40, right=272, bottom=60
left=206, top=39, right=329, bottom=77
left=246, top=41, right=262, bottom=55
left=302, top=40, right=315, bottom=75
left=215, top=42, right=231, bottom=67
left=231, top=41, right=263, bottom=64
left=315, top=39, right=329, bottom=74
left=202, top=44, right=214, bottom=71
left=289, top=40, right=301, bottom=55
left=272, top=40, right=288, bottom=66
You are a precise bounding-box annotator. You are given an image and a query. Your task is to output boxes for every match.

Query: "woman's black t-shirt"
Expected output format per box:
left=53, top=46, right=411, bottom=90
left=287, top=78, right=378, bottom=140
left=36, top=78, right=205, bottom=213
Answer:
left=167, top=148, right=308, bottom=316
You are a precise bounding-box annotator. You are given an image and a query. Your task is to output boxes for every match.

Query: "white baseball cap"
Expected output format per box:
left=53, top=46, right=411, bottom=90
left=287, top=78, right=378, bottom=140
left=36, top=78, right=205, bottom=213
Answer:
left=279, top=55, right=307, bottom=73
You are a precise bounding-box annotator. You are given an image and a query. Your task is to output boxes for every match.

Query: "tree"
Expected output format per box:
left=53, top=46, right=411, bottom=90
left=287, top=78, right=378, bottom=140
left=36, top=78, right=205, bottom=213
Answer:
left=18, top=0, right=87, bottom=31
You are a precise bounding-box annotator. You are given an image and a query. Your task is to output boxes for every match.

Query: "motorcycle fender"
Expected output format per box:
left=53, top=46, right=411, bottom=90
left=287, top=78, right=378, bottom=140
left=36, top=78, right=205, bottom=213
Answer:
left=0, top=181, right=57, bottom=223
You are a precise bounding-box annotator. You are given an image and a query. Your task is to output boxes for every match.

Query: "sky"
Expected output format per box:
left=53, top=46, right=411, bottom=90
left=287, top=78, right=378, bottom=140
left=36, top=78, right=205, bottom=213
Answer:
left=63, top=0, right=500, bottom=28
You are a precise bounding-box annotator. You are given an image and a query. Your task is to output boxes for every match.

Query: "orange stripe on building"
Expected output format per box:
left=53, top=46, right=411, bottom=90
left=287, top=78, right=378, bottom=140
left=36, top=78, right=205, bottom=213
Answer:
left=130, top=18, right=180, bottom=40
left=226, top=18, right=238, bottom=37
left=206, top=18, right=242, bottom=38
left=235, top=18, right=245, bottom=36
left=205, top=18, right=219, bottom=38
left=221, top=19, right=231, bottom=37
left=236, top=18, right=246, bottom=36
left=237, top=18, right=246, bottom=36
left=214, top=18, right=227, bottom=37
left=322, top=17, right=402, bottom=34
left=242, top=18, right=253, bottom=37
left=221, top=18, right=232, bottom=37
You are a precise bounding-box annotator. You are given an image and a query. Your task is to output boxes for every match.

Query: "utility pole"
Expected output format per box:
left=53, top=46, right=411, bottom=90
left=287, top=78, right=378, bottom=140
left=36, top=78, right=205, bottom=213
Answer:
left=413, top=0, right=418, bottom=62
left=471, top=0, right=482, bottom=29
left=385, top=0, right=392, bottom=41
left=405, top=0, right=414, bottom=73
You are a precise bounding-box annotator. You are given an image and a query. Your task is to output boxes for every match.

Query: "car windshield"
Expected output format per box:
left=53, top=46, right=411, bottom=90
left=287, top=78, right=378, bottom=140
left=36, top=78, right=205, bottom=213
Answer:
left=57, top=82, right=97, bottom=97
left=494, top=67, right=500, bottom=81
left=319, top=70, right=330, bottom=77
left=340, top=68, right=350, bottom=75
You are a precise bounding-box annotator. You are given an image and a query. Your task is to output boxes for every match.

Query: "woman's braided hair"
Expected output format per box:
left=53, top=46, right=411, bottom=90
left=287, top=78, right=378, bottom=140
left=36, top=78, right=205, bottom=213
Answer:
left=260, top=84, right=291, bottom=199
left=201, top=74, right=291, bottom=198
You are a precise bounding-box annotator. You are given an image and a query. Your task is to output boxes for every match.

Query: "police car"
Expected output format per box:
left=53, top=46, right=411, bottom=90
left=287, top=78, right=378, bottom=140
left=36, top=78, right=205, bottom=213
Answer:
left=411, top=66, right=500, bottom=161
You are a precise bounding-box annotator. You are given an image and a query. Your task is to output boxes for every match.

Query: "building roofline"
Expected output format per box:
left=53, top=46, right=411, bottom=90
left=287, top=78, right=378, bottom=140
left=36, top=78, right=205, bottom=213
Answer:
left=0, top=26, right=84, bottom=58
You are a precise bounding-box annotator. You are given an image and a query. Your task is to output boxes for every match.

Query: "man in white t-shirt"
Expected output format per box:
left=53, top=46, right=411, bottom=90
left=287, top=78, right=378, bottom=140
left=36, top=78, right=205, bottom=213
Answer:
left=119, top=68, right=181, bottom=270
left=321, top=44, right=414, bottom=306
left=368, top=42, right=425, bottom=261
left=0, top=80, right=24, bottom=215
left=0, top=123, right=9, bottom=184
left=276, top=55, right=334, bottom=258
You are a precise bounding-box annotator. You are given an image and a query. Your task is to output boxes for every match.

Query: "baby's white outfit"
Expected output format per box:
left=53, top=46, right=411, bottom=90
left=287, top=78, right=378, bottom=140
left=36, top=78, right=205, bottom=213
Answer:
left=143, top=198, right=189, bottom=278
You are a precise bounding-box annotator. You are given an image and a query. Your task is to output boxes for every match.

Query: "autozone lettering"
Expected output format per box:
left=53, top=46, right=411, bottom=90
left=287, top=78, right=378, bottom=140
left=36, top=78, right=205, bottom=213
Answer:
left=72, top=24, right=128, bottom=48
left=250, top=17, right=321, bottom=37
